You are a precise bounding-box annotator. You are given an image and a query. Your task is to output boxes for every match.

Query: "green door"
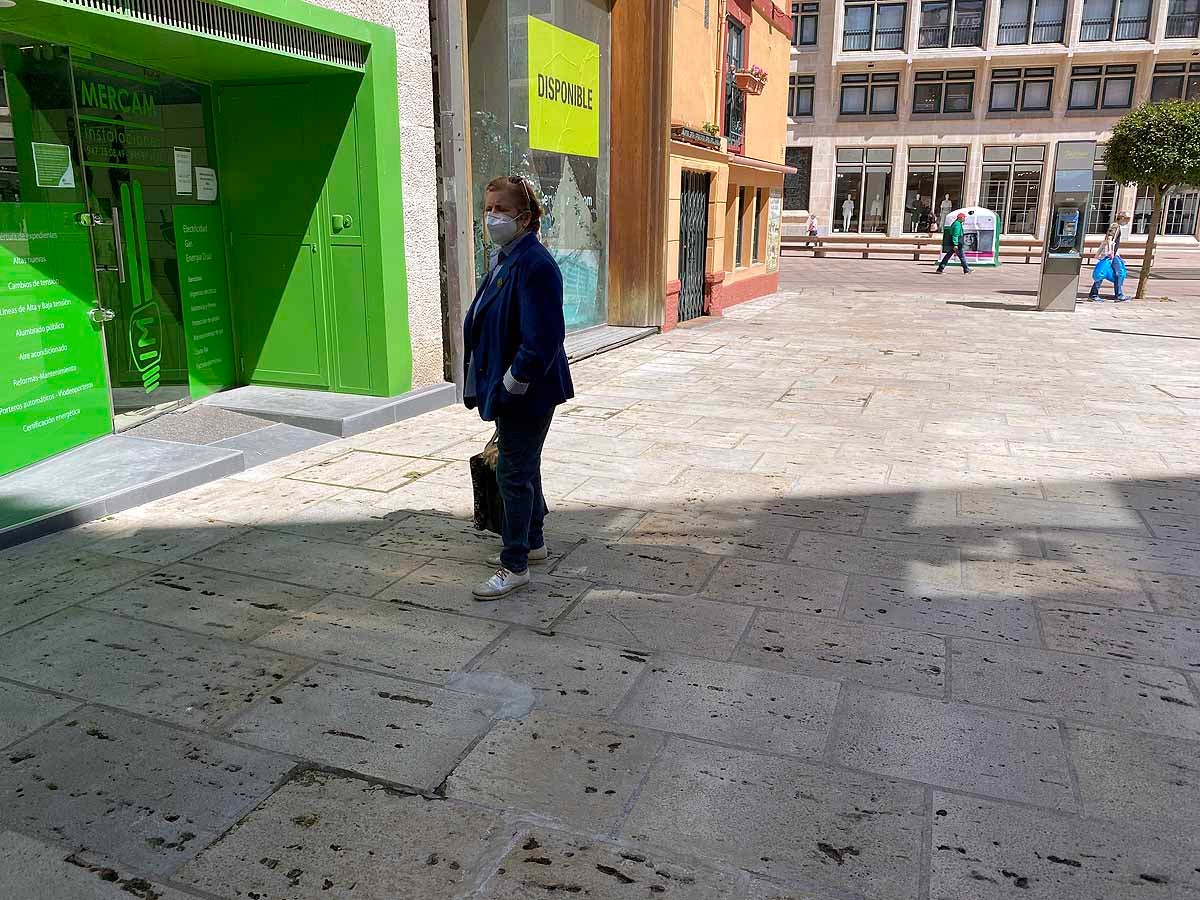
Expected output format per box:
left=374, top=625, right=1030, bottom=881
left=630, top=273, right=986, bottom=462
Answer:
left=217, top=83, right=332, bottom=388
left=0, top=39, right=113, bottom=477
left=325, top=104, right=372, bottom=393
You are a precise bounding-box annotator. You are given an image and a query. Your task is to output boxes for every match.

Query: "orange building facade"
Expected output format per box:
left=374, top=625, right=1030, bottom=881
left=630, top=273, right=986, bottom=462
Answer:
left=665, top=0, right=795, bottom=329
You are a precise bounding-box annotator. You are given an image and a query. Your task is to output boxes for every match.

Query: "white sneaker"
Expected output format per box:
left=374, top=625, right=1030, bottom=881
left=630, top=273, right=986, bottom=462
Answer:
left=487, top=545, right=549, bottom=567
left=472, top=567, right=531, bottom=601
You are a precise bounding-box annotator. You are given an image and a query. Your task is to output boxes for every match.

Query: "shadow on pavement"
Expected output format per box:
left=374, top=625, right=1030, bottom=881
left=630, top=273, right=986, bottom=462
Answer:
left=1, top=466, right=1199, bottom=897
left=945, top=300, right=1039, bottom=311
left=1094, top=327, right=1200, bottom=341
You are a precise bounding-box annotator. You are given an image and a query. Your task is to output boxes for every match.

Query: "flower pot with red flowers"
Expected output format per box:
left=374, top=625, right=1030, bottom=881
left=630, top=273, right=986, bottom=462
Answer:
left=733, top=65, right=768, bottom=96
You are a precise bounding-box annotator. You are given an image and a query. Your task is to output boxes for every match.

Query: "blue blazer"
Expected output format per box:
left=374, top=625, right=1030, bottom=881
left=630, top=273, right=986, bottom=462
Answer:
left=463, top=232, right=574, bottom=422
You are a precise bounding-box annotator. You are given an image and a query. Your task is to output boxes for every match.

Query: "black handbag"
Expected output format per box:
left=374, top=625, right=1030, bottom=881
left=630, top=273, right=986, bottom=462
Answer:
left=469, top=430, right=550, bottom=535
left=470, top=432, right=504, bottom=534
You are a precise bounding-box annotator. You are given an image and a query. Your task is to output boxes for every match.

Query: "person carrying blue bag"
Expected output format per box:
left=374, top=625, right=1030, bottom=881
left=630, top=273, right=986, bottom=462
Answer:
left=1089, top=211, right=1131, bottom=302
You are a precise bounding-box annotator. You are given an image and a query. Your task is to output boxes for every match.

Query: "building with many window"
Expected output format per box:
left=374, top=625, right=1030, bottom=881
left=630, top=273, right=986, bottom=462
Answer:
left=784, top=0, right=1200, bottom=241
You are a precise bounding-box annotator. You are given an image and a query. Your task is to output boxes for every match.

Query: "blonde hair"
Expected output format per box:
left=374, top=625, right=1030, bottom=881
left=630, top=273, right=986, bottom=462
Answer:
left=486, top=175, right=543, bottom=233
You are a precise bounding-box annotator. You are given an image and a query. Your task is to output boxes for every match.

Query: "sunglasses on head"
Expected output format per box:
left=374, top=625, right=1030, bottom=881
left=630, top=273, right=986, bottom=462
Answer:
left=507, top=175, right=535, bottom=208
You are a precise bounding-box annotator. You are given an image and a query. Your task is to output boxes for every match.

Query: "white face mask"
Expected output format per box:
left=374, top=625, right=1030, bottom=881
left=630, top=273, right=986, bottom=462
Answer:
left=486, top=212, right=523, bottom=246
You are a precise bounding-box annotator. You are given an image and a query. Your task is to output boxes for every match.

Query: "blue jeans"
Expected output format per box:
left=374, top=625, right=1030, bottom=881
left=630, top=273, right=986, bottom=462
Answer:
left=1090, top=277, right=1126, bottom=300
left=937, top=246, right=970, bottom=272
left=495, top=410, right=553, bottom=573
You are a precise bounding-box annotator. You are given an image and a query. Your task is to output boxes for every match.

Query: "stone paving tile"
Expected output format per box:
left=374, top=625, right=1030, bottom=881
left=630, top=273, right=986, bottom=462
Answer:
left=564, top=476, right=695, bottom=510
left=622, top=510, right=798, bottom=561
left=1143, top=509, right=1200, bottom=545
left=367, top=475, right=477, bottom=519
left=287, top=449, right=445, bottom=491
left=957, top=492, right=1152, bottom=536
left=844, top=576, right=1040, bottom=644
left=558, top=588, right=753, bottom=659
left=0, top=683, right=79, bottom=750
left=0, top=609, right=308, bottom=729
left=184, top=528, right=427, bottom=597
left=0, top=829, right=201, bottom=900
left=702, top=558, right=847, bottom=615
left=0, top=553, right=157, bottom=636
left=0, top=708, right=292, bottom=876
left=928, top=791, right=1200, bottom=899
left=1040, top=529, right=1200, bottom=576
left=789, top=532, right=962, bottom=588
left=476, top=830, right=748, bottom=899
left=225, top=665, right=496, bottom=790
left=960, top=557, right=1152, bottom=610
left=253, top=593, right=503, bottom=685
left=545, top=430, right=655, bottom=458
left=83, top=563, right=326, bottom=641
left=1041, top=481, right=1200, bottom=516
left=736, top=611, right=945, bottom=697
left=83, top=508, right=249, bottom=565
left=445, top=711, right=663, bottom=832
left=639, top=443, right=764, bottom=473
left=620, top=738, right=925, bottom=900
left=553, top=541, right=720, bottom=594
left=377, top=558, right=591, bottom=630
left=1140, top=570, right=1200, bottom=618
left=174, top=477, right=345, bottom=527
left=257, top=491, right=410, bottom=543
left=760, top=496, right=868, bottom=535
left=366, top=513, right=512, bottom=562
left=177, top=771, right=506, bottom=900
left=860, top=506, right=1037, bottom=560
left=616, top=655, right=839, bottom=757
left=1067, top=725, right=1200, bottom=830
left=745, top=878, right=840, bottom=900
left=830, top=685, right=1075, bottom=809
left=950, top=639, right=1200, bottom=740
left=468, top=629, right=647, bottom=716
left=1039, top=603, right=1200, bottom=671
left=543, top=451, right=689, bottom=486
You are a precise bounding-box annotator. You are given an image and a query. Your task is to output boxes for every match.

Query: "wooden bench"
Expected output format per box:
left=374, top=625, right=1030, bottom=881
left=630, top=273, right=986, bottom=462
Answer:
left=781, top=234, right=1172, bottom=266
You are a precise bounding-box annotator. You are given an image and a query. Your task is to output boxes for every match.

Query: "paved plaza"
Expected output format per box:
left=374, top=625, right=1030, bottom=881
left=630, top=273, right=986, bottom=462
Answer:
left=3, top=258, right=1200, bottom=898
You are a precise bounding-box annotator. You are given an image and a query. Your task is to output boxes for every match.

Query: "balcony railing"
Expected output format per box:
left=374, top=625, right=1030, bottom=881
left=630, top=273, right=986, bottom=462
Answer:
left=1032, top=20, right=1065, bottom=42
left=919, top=24, right=949, bottom=46
left=1080, top=18, right=1111, bottom=41
left=1167, top=13, right=1200, bottom=38
left=875, top=27, right=905, bottom=49
left=997, top=20, right=1028, bottom=43
left=998, top=18, right=1063, bottom=44
left=843, top=28, right=871, bottom=50
left=919, top=22, right=983, bottom=47
left=1115, top=16, right=1150, bottom=39
left=952, top=24, right=983, bottom=45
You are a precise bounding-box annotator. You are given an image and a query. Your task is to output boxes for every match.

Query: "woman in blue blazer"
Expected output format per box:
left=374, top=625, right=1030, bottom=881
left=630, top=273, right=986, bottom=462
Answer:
left=463, top=175, right=574, bottom=600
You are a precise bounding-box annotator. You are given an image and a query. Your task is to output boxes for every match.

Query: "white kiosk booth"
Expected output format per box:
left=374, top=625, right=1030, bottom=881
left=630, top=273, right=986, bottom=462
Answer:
left=943, top=207, right=1001, bottom=268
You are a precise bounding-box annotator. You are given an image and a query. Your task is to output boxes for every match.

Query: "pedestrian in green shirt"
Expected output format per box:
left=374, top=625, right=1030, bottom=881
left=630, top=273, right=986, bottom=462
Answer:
left=936, top=212, right=971, bottom=275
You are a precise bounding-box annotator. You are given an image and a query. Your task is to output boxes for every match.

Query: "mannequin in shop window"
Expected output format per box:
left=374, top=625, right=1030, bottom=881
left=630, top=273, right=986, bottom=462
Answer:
left=939, top=194, right=953, bottom=225
left=842, top=195, right=855, bottom=232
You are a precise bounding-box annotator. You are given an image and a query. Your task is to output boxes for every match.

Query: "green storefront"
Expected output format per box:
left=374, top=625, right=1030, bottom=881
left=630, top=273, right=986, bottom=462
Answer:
left=0, top=0, right=411, bottom=478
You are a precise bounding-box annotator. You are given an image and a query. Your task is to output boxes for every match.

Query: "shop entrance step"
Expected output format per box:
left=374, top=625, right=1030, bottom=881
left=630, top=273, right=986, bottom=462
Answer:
left=201, top=382, right=458, bottom=437
left=0, top=436, right=243, bottom=549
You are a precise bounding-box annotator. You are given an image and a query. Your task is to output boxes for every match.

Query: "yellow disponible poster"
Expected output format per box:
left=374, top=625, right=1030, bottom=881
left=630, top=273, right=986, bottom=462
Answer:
left=527, top=16, right=600, bottom=159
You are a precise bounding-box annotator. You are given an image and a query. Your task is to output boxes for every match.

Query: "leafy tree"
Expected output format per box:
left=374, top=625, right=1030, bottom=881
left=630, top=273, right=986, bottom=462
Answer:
left=1104, top=101, right=1200, bottom=300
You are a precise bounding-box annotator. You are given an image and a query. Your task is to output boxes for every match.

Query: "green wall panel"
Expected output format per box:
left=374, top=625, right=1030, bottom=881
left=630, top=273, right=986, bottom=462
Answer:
left=330, top=245, right=371, bottom=392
